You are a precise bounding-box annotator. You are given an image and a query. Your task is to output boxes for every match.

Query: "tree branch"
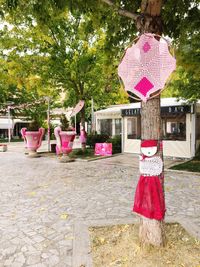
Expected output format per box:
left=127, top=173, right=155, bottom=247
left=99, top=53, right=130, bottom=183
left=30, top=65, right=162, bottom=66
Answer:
left=101, top=0, right=139, bottom=20
left=141, top=0, right=148, bottom=13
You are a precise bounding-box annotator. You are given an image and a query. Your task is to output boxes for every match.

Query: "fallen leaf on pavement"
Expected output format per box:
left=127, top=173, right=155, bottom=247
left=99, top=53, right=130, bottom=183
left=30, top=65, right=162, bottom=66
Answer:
left=60, top=213, right=69, bottom=220
left=28, top=191, right=36, bottom=196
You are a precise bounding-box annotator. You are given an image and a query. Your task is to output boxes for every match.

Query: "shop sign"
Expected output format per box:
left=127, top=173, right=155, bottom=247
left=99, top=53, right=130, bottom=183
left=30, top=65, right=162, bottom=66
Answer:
left=121, top=108, right=140, bottom=116
left=161, top=105, right=192, bottom=114
left=121, top=105, right=192, bottom=117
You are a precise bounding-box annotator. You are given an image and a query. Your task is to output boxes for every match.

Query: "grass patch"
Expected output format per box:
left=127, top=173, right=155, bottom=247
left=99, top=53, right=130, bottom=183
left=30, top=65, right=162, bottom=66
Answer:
left=39, top=148, right=112, bottom=160
left=89, top=223, right=200, bottom=267
left=69, top=148, right=100, bottom=160
left=170, top=159, right=200, bottom=172
left=0, top=139, right=24, bottom=143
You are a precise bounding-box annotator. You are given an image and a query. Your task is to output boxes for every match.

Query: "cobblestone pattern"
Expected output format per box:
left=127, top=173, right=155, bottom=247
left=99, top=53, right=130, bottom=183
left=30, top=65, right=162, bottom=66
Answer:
left=0, top=149, right=199, bottom=266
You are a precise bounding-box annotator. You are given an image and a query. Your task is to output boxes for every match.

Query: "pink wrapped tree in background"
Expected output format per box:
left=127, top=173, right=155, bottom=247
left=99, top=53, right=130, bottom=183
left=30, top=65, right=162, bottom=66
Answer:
left=79, top=126, right=87, bottom=152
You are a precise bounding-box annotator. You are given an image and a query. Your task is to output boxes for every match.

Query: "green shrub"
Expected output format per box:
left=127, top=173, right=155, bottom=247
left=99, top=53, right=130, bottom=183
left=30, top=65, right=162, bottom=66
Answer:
left=107, top=135, right=122, bottom=154
left=60, top=114, right=69, bottom=130
left=86, top=133, right=110, bottom=148
left=73, top=148, right=91, bottom=156
left=195, top=144, right=200, bottom=160
left=28, top=120, right=41, bottom=131
left=69, top=148, right=94, bottom=158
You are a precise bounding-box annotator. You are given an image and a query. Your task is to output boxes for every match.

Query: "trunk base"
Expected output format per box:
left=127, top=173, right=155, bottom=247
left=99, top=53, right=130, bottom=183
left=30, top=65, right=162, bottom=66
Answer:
left=81, top=143, right=86, bottom=152
left=59, top=154, right=74, bottom=163
left=139, top=217, right=166, bottom=247
left=27, top=150, right=40, bottom=158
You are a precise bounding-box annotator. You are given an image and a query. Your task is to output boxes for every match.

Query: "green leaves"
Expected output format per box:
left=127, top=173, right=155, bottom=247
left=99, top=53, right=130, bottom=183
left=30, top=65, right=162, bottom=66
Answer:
left=1, top=0, right=200, bottom=118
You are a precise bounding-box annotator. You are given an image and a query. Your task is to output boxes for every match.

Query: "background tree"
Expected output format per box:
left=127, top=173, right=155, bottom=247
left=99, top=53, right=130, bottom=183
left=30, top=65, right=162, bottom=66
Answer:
left=0, top=24, right=61, bottom=126
left=0, top=5, right=129, bottom=130
left=163, top=14, right=200, bottom=101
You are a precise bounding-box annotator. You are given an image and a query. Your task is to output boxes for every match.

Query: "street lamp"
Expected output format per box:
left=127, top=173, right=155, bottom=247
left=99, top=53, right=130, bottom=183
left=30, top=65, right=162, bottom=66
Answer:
left=44, top=97, right=51, bottom=152
left=6, top=101, right=14, bottom=143
left=91, top=98, right=95, bottom=133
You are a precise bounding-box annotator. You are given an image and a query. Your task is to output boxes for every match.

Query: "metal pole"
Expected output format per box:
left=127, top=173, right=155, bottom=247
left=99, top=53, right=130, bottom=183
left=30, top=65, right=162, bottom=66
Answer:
left=75, top=114, right=77, bottom=133
left=8, top=106, right=11, bottom=143
left=91, top=98, right=94, bottom=133
left=47, top=98, right=51, bottom=152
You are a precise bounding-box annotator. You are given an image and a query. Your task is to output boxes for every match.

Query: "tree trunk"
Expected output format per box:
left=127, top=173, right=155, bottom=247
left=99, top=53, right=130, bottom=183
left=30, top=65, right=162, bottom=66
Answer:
left=138, top=0, right=165, bottom=247
left=140, top=97, right=166, bottom=246
left=80, top=105, right=85, bottom=129
left=80, top=105, right=86, bottom=151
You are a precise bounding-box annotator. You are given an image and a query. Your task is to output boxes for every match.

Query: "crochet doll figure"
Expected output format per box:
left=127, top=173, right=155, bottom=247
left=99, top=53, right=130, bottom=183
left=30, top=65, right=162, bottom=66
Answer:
left=133, top=140, right=166, bottom=220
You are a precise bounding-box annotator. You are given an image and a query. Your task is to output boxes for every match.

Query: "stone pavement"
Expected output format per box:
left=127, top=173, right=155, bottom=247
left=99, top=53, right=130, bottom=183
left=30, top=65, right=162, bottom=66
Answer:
left=0, top=143, right=200, bottom=267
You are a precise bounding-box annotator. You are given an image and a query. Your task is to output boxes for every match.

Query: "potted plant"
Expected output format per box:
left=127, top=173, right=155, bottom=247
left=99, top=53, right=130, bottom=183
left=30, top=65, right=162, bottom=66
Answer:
left=54, top=114, right=76, bottom=162
left=21, top=120, right=45, bottom=157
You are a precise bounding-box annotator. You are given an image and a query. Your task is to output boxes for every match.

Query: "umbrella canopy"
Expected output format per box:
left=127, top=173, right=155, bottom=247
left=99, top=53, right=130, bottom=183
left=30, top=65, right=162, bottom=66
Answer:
left=118, top=33, right=176, bottom=102
left=70, top=100, right=85, bottom=117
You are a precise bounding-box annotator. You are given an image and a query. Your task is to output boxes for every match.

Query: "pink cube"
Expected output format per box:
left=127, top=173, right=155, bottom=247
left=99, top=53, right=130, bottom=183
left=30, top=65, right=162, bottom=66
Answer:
left=95, top=143, right=112, bottom=156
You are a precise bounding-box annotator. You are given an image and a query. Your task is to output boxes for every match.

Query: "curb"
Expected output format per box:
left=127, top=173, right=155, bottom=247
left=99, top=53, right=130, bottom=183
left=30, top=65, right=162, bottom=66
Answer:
left=74, top=153, right=122, bottom=162
left=165, top=168, right=200, bottom=176
left=87, top=153, right=122, bottom=162
left=72, top=222, right=93, bottom=267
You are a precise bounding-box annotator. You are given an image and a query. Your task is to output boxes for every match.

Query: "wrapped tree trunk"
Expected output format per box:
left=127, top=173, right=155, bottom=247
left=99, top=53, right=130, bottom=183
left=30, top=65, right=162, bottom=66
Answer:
left=80, top=106, right=86, bottom=151
left=137, top=0, right=165, bottom=247
left=139, top=97, right=165, bottom=246
left=102, top=0, right=174, bottom=247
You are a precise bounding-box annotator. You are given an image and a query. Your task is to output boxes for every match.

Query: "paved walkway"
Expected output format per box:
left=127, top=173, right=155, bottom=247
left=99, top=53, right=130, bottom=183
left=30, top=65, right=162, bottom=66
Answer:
left=0, top=143, right=200, bottom=266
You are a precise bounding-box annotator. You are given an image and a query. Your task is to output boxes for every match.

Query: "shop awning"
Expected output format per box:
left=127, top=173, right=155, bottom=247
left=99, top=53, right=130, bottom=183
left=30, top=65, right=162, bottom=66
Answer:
left=0, top=119, right=13, bottom=129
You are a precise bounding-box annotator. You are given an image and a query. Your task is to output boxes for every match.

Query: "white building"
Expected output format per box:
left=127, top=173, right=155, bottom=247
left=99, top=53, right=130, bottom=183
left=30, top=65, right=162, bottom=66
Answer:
left=0, top=117, right=30, bottom=139
left=95, top=98, right=200, bottom=158
left=0, top=107, right=73, bottom=140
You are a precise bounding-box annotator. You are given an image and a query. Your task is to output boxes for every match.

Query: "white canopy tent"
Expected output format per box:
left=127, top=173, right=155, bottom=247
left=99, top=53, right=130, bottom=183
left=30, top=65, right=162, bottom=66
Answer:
left=0, top=118, right=13, bottom=129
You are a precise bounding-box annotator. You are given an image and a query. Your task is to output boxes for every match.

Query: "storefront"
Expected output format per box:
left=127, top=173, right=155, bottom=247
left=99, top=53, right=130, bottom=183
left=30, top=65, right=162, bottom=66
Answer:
left=95, top=98, right=200, bottom=158
left=0, top=117, right=30, bottom=139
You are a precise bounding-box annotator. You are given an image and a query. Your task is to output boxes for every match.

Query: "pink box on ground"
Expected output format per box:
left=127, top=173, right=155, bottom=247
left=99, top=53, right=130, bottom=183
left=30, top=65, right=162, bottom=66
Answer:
left=95, top=143, right=112, bottom=156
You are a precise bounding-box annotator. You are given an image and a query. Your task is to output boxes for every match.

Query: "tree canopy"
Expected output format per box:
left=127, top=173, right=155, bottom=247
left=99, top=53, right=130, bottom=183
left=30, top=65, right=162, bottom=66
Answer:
left=0, top=0, right=200, bottom=122
left=0, top=0, right=131, bottom=126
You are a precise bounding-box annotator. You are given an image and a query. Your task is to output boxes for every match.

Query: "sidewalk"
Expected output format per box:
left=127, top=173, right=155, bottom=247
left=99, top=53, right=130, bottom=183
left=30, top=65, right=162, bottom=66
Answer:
left=6, top=141, right=184, bottom=169
left=91, top=152, right=185, bottom=169
left=4, top=138, right=81, bottom=153
left=0, top=147, right=199, bottom=266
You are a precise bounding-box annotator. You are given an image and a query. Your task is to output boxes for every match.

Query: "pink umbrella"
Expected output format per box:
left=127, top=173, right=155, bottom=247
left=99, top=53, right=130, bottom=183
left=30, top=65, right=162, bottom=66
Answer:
left=70, top=100, right=85, bottom=117
left=118, top=33, right=176, bottom=102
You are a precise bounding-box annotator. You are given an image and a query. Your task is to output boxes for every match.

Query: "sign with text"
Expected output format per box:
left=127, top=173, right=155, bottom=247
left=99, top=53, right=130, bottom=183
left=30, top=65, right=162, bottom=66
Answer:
left=95, top=143, right=112, bottom=156
left=121, top=105, right=193, bottom=117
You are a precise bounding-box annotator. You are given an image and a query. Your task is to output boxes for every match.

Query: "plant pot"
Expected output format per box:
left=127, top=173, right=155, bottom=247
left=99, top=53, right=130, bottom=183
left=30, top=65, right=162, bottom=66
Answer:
left=0, top=144, right=7, bottom=152
left=21, top=128, right=45, bottom=157
left=54, top=126, right=76, bottom=162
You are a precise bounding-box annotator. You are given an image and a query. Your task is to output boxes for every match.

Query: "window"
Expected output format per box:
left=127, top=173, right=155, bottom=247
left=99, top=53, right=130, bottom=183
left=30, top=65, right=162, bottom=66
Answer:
left=100, top=119, right=112, bottom=136
left=127, top=117, right=141, bottom=139
left=162, top=114, right=186, bottom=141
left=13, top=122, right=29, bottom=138
left=196, top=115, right=200, bottom=139
left=115, top=119, right=121, bottom=135
left=0, top=129, right=8, bottom=139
